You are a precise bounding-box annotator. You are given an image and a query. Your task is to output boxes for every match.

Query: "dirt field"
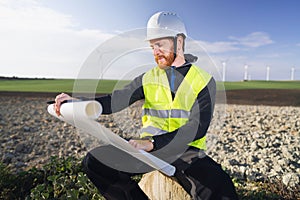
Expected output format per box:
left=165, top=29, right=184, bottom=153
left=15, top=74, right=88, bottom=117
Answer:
left=225, top=89, right=300, bottom=107
left=0, top=89, right=299, bottom=107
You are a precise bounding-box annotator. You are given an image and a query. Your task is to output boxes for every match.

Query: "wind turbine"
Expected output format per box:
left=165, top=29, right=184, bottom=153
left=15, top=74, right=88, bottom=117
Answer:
left=222, top=61, right=226, bottom=82
left=266, top=65, right=270, bottom=81
left=291, top=67, right=295, bottom=80
left=220, top=58, right=229, bottom=82
left=244, top=64, right=249, bottom=81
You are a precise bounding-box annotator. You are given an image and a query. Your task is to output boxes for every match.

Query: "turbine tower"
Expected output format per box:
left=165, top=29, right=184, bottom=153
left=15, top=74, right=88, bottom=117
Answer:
left=266, top=65, right=270, bottom=81
left=244, top=64, right=248, bottom=81
left=220, top=58, right=229, bottom=82
left=222, top=61, right=226, bottom=82
left=291, top=67, right=295, bottom=80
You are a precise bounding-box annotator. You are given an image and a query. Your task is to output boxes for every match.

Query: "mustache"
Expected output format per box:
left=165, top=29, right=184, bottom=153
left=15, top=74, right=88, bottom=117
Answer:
left=154, top=55, right=165, bottom=64
left=155, top=52, right=175, bottom=66
left=155, top=55, right=165, bottom=60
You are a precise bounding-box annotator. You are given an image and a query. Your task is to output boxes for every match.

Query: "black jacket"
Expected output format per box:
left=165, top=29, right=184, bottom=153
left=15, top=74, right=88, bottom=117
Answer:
left=95, top=62, right=216, bottom=151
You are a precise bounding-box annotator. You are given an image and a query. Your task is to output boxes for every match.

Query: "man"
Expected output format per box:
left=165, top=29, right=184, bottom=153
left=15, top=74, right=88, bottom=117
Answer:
left=54, top=11, right=238, bottom=200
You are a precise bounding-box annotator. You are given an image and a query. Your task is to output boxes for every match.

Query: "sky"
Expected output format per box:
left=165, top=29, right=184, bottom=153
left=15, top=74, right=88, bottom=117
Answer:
left=1, top=0, right=300, bottom=81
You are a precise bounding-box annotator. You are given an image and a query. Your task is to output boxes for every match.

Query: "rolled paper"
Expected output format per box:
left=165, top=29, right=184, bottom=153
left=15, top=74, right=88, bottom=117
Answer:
left=47, top=100, right=175, bottom=176
left=47, top=100, right=102, bottom=120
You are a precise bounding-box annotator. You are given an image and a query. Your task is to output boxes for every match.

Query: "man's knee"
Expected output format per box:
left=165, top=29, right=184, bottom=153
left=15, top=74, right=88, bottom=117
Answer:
left=81, top=151, right=93, bottom=173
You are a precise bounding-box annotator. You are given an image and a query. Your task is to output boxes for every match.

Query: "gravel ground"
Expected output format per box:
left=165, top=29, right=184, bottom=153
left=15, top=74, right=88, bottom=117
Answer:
left=0, top=95, right=299, bottom=190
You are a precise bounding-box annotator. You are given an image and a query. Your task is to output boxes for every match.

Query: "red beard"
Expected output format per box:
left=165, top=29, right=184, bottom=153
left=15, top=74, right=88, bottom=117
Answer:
left=155, top=51, right=175, bottom=68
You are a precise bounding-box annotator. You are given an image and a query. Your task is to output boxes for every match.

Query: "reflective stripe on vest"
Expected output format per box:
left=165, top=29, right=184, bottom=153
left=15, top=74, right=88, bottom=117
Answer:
left=141, top=65, right=212, bottom=150
left=142, top=108, right=190, bottom=118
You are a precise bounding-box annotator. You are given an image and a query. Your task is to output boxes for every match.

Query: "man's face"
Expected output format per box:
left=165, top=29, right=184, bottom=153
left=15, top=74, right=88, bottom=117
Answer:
left=149, top=38, right=174, bottom=69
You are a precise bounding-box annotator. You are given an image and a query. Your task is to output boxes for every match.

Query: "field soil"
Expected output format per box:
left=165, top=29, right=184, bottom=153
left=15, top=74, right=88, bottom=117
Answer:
left=225, top=89, right=300, bottom=107
left=0, top=89, right=299, bottom=107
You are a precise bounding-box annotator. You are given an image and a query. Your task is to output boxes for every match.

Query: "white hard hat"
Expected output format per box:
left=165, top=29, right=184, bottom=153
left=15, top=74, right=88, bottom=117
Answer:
left=146, top=11, right=187, bottom=41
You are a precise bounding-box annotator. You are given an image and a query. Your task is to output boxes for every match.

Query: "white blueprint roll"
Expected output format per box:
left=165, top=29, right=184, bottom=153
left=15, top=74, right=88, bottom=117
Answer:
left=47, top=100, right=102, bottom=121
left=47, top=100, right=175, bottom=176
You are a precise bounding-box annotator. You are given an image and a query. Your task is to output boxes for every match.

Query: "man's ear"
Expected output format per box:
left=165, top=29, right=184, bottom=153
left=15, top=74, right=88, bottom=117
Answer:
left=177, top=35, right=184, bottom=51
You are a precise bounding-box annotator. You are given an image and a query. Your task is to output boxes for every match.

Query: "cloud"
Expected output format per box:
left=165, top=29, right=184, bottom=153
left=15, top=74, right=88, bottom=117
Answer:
left=196, top=41, right=240, bottom=53
left=0, top=0, right=114, bottom=78
left=191, top=32, right=274, bottom=54
left=256, top=53, right=284, bottom=59
left=228, top=32, right=274, bottom=48
left=0, top=0, right=74, bottom=31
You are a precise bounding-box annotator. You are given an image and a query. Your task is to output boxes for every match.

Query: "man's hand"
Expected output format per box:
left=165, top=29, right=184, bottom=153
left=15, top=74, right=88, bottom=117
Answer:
left=54, top=93, right=74, bottom=116
left=128, top=139, right=154, bottom=152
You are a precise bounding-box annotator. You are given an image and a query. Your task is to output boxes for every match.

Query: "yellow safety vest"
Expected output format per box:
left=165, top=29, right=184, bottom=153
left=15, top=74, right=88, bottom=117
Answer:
left=141, top=65, right=212, bottom=150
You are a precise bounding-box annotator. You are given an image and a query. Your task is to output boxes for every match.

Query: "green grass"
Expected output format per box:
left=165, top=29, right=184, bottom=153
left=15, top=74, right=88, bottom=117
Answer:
left=0, top=79, right=299, bottom=93
left=0, top=79, right=75, bottom=93
left=223, top=80, right=300, bottom=90
left=0, top=79, right=130, bottom=94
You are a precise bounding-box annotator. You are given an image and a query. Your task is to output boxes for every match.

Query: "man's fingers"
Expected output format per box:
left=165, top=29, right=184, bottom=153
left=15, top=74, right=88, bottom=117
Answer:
left=128, top=140, right=137, bottom=148
left=128, top=139, right=153, bottom=152
left=54, top=93, right=70, bottom=116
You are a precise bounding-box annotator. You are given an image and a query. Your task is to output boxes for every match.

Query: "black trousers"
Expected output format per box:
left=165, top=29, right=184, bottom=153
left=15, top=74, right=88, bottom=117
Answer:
left=82, top=145, right=238, bottom=200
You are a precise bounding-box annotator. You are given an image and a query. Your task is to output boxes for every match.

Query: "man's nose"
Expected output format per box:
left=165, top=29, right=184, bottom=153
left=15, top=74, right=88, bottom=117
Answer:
left=153, top=46, right=161, bottom=55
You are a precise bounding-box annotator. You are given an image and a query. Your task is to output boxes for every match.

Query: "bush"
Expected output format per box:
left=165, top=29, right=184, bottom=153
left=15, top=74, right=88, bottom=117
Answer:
left=234, top=177, right=299, bottom=200
left=0, top=162, right=43, bottom=199
left=0, top=156, right=104, bottom=200
left=1, top=156, right=299, bottom=200
left=29, top=156, right=104, bottom=200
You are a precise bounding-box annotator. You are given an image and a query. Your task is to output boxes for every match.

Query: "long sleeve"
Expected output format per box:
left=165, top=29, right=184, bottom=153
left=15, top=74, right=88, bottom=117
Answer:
left=94, top=74, right=145, bottom=114
left=152, top=78, right=216, bottom=150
